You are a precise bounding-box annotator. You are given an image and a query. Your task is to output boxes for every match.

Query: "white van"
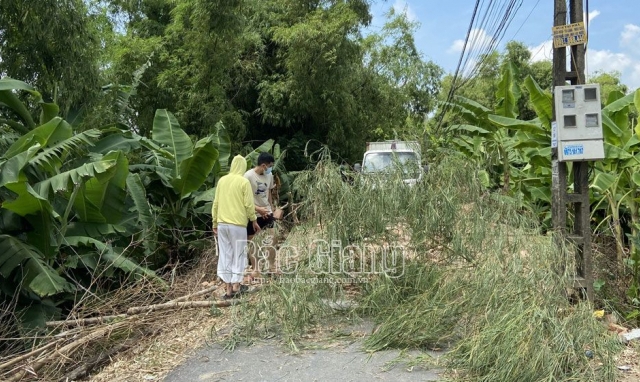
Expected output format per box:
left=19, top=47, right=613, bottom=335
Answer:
left=356, top=141, right=425, bottom=186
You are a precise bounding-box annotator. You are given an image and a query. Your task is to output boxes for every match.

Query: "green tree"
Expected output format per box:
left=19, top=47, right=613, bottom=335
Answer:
left=0, top=0, right=103, bottom=116
left=439, top=41, right=552, bottom=126
left=590, top=71, right=630, bottom=105
left=362, top=8, right=443, bottom=137
left=101, top=0, right=442, bottom=167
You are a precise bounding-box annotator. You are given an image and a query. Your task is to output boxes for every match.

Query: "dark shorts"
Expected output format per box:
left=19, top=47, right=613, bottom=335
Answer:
left=247, top=215, right=275, bottom=236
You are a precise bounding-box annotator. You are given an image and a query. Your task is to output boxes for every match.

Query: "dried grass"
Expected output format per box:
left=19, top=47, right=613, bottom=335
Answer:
left=225, top=156, right=627, bottom=381
left=89, top=308, right=228, bottom=382
left=86, top=250, right=228, bottom=381
left=2, top=244, right=234, bottom=381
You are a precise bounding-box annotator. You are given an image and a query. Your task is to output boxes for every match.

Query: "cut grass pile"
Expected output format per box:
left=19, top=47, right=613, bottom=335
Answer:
left=224, top=154, right=623, bottom=381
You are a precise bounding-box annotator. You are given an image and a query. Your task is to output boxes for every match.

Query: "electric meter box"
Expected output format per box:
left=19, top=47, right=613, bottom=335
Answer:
left=554, top=84, right=604, bottom=162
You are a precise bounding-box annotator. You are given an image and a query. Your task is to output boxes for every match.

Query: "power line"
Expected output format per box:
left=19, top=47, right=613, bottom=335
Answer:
left=433, top=0, right=482, bottom=133
left=434, top=0, right=525, bottom=134
left=509, top=0, right=541, bottom=42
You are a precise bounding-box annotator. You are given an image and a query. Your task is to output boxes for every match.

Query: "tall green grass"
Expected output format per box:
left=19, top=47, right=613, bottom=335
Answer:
left=223, top=153, right=622, bottom=381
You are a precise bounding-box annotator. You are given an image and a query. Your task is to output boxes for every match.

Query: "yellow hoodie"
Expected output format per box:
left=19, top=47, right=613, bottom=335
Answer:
left=212, top=155, right=256, bottom=228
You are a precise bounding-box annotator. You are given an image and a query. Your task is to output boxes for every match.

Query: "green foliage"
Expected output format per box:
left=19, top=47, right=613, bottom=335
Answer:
left=0, top=77, right=249, bottom=334
left=591, top=71, right=630, bottom=106
left=448, top=52, right=640, bottom=312
left=0, top=0, right=103, bottom=116
left=226, top=156, right=621, bottom=381
left=0, top=235, right=75, bottom=297
left=100, top=0, right=443, bottom=169
left=0, top=79, right=177, bottom=331
left=440, top=41, right=552, bottom=126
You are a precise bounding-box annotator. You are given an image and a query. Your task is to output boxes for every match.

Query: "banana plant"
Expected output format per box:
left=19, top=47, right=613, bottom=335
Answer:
left=590, top=90, right=640, bottom=268
left=0, top=79, right=160, bottom=328
left=120, top=109, right=223, bottom=258
left=0, top=77, right=59, bottom=133
left=448, top=62, right=543, bottom=194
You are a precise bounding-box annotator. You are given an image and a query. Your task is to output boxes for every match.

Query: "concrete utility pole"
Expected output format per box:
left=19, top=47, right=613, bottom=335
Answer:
left=552, top=0, right=593, bottom=302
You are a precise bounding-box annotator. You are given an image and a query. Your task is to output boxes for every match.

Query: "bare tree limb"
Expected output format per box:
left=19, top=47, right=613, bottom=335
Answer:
left=45, top=314, right=128, bottom=328
left=45, top=299, right=241, bottom=328
left=167, top=285, right=220, bottom=303
left=0, top=338, right=64, bottom=371
left=126, top=299, right=239, bottom=315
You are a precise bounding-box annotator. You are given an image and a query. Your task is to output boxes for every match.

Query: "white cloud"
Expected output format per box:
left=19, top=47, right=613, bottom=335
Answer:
left=621, top=24, right=640, bottom=55
left=526, top=22, right=640, bottom=90
left=587, top=49, right=632, bottom=73
left=448, top=28, right=495, bottom=54
left=529, top=40, right=553, bottom=62
left=630, top=63, right=640, bottom=91
left=393, top=0, right=417, bottom=22
left=587, top=10, right=600, bottom=22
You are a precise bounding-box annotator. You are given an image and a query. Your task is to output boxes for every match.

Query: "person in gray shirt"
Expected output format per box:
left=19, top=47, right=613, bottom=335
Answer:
left=244, top=152, right=279, bottom=280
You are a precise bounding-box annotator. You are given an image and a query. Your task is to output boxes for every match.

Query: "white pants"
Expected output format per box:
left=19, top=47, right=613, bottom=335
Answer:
left=217, top=223, right=248, bottom=284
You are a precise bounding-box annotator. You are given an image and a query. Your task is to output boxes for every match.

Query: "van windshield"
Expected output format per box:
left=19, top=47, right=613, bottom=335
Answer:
left=362, top=152, right=420, bottom=177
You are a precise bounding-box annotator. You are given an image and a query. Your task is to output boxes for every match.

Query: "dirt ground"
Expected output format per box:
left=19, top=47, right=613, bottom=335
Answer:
left=616, top=342, right=640, bottom=381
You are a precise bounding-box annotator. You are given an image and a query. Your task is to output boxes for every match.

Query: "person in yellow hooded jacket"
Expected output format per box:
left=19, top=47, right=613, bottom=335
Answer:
left=212, top=155, right=261, bottom=299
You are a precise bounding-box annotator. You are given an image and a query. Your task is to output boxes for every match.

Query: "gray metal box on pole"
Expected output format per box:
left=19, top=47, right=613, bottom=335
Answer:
left=553, top=84, right=604, bottom=162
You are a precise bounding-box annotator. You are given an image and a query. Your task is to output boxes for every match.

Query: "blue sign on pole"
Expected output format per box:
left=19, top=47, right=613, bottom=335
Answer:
left=563, top=144, right=584, bottom=157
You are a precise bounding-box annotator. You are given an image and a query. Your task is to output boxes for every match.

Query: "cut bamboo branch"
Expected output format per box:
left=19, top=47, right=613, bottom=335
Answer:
left=6, top=281, right=268, bottom=378
left=0, top=338, right=64, bottom=371
left=167, top=285, right=220, bottom=303
left=46, top=314, right=128, bottom=328
left=7, top=322, right=128, bottom=382
left=126, top=299, right=239, bottom=315
left=45, top=299, right=241, bottom=328
left=62, top=340, right=134, bottom=381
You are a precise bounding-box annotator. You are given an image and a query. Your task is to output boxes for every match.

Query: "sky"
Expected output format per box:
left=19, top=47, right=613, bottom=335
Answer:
left=367, top=0, right=640, bottom=91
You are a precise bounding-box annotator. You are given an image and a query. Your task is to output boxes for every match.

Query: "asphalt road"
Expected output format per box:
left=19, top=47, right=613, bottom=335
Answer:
left=164, top=341, right=442, bottom=382
left=164, top=321, right=443, bottom=382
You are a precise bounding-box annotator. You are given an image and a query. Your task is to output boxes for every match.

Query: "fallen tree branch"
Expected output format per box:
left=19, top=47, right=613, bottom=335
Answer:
left=167, top=284, right=220, bottom=303
left=61, top=339, right=134, bottom=382
left=46, top=314, right=128, bottom=328
left=285, top=203, right=302, bottom=224
left=46, top=299, right=241, bottom=328
left=126, top=299, right=238, bottom=315
left=9, top=289, right=257, bottom=379
left=7, top=322, right=129, bottom=382
left=0, top=338, right=64, bottom=372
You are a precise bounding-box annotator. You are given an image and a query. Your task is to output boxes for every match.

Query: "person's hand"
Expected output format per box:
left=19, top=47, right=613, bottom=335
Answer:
left=213, top=227, right=218, bottom=236
left=252, top=220, right=261, bottom=234
left=256, top=206, right=269, bottom=218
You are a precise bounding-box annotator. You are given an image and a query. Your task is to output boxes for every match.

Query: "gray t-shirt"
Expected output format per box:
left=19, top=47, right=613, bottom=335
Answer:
left=244, top=169, right=275, bottom=217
